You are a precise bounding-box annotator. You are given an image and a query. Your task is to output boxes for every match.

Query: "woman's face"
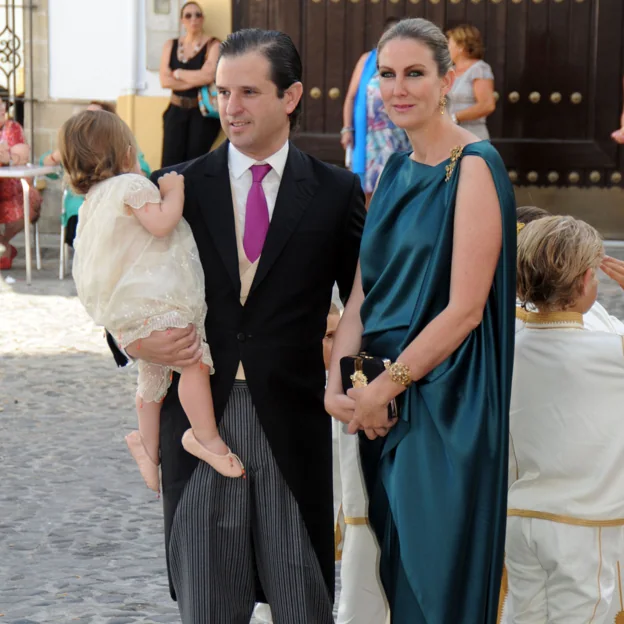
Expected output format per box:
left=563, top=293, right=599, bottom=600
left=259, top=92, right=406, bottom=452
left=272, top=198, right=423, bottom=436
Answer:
left=181, top=3, right=204, bottom=35
left=0, top=100, right=7, bottom=118
left=447, top=37, right=461, bottom=64
left=378, top=38, right=452, bottom=132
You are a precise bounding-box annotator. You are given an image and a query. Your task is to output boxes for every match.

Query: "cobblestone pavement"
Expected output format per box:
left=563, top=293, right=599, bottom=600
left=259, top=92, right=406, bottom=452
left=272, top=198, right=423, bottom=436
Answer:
left=0, top=255, right=278, bottom=624
left=1, top=245, right=624, bottom=624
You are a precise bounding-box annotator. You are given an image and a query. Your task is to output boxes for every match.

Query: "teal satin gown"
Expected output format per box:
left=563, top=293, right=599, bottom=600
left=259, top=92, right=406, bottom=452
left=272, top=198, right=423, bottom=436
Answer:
left=358, top=141, right=516, bottom=623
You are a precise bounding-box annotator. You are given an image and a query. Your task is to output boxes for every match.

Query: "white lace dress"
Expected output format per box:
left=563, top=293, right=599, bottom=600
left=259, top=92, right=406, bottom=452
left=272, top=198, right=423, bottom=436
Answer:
left=72, top=173, right=213, bottom=402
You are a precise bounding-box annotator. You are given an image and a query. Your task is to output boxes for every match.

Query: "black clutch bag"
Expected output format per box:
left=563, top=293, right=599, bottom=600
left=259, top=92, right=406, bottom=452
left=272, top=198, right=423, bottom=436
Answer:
left=340, top=353, right=399, bottom=421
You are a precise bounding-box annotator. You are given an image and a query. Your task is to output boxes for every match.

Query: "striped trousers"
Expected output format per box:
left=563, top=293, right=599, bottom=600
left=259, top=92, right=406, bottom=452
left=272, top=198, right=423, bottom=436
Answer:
left=169, top=382, right=334, bottom=624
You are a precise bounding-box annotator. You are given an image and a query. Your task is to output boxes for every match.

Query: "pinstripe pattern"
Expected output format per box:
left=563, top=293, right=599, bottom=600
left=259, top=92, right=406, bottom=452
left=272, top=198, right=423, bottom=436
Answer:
left=169, top=382, right=334, bottom=624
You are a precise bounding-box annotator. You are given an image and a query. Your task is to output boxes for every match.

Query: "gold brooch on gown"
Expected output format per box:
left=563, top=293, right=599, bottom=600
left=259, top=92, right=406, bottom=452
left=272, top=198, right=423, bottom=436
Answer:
left=444, top=145, right=464, bottom=182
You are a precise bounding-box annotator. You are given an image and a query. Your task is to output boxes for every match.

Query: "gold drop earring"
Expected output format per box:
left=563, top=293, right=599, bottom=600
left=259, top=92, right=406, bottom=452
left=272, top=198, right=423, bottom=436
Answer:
left=439, top=94, right=447, bottom=115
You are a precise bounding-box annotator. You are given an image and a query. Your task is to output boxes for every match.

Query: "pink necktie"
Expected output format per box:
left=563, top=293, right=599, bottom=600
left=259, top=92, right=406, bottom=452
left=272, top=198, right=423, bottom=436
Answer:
left=243, top=164, right=272, bottom=263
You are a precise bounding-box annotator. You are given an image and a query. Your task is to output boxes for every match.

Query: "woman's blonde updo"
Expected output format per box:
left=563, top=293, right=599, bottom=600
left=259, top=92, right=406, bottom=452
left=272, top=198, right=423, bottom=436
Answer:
left=58, top=110, right=138, bottom=195
left=446, top=24, right=485, bottom=61
left=517, top=216, right=603, bottom=311
left=378, top=18, right=453, bottom=77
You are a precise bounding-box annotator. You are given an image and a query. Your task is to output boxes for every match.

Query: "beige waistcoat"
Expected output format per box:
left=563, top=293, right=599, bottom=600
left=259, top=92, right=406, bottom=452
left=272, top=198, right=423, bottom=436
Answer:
left=234, top=204, right=260, bottom=380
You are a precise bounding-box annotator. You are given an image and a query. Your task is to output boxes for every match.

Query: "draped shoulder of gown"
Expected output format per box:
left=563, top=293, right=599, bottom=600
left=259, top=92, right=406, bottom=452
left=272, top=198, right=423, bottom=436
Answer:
left=358, top=140, right=516, bottom=623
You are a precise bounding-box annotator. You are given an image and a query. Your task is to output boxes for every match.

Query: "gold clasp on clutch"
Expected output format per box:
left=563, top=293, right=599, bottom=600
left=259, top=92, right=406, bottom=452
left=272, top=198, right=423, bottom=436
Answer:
left=350, top=357, right=368, bottom=388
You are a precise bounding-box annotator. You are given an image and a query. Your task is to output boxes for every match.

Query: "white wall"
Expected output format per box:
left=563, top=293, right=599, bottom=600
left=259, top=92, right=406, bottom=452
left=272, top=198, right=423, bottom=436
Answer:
left=48, top=0, right=168, bottom=101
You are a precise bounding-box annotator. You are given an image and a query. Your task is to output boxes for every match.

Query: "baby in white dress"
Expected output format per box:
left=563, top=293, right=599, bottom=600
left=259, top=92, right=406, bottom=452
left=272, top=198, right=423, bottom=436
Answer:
left=59, top=109, right=244, bottom=491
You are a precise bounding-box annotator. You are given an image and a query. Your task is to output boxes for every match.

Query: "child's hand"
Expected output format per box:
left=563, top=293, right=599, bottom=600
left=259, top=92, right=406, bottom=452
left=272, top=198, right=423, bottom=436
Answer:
left=158, top=171, right=184, bottom=196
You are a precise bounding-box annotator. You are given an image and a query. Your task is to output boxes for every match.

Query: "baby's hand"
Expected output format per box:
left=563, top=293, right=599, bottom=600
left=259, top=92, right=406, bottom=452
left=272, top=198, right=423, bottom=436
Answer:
left=158, top=171, right=184, bottom=196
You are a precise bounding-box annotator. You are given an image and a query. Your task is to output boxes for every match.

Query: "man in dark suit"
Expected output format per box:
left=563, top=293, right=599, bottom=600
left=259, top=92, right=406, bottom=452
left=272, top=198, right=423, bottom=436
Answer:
left=109, top=29, right=365, bottom=623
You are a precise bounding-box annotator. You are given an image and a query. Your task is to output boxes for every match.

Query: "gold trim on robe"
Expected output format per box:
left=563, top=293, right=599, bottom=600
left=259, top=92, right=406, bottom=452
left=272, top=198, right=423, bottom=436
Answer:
left=344, top=516, right=369, bottom=526
left=523, top=310, right=584, bottom=330
left=496, top=564, right=508, bottom=624
left=508, top=509, right=624, bottom=527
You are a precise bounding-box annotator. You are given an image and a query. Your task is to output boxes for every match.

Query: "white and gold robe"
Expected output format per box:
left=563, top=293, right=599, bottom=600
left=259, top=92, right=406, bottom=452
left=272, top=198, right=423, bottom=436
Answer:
left=332, top=417, right=388, bottom=624
left=503, top=311, right=624, bottom=624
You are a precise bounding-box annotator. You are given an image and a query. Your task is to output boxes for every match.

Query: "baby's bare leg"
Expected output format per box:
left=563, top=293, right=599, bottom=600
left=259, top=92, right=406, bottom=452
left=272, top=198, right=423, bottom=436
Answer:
left=178, top=361, right=229, bottom=456
left=135, top=395, right=161, bottom=464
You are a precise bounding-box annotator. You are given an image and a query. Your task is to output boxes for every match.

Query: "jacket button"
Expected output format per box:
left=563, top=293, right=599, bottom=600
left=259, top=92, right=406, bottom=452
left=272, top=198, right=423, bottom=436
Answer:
left=237, top=332, right=246, bottom=342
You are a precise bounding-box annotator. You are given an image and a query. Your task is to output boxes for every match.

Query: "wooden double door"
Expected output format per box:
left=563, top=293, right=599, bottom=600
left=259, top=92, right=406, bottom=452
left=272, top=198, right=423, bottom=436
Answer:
left=233, top=0, right=624, bottom=187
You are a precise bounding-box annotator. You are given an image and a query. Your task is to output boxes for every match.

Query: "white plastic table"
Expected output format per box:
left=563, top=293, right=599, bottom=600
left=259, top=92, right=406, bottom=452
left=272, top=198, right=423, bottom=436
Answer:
left=0, top=164, right=61, bottom=284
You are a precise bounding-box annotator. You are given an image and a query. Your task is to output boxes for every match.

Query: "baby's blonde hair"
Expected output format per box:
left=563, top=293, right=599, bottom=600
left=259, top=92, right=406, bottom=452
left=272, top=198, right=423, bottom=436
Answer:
left=517, top=215, right=603, bottom=311
left=58, top=110, right=137, bottom=195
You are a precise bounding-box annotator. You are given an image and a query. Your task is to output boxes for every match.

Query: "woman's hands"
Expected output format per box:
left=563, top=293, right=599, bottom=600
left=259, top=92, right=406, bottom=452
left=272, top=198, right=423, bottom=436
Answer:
left=324, top=390, right=355, bottom=425
left=340, top=129, right=354, bottom=151
left=325, top=385, right=396, bottom=440
left=0, top=142, right=10, bottom=165
left=346, top=385, right=397, bottom=439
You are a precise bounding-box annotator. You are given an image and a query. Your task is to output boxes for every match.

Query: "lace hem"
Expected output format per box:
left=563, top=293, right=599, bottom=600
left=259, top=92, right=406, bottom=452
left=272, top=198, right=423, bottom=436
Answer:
left=136, top=340, right=213, bottom=403
left=115, top=311, right=207, bottom=350
left=124, top=187, right=162, bottom=210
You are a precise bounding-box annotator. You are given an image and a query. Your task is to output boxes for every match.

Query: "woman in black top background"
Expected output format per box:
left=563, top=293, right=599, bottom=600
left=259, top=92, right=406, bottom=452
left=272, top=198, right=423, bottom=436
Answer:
left=159, top=2, right=221, bottom=167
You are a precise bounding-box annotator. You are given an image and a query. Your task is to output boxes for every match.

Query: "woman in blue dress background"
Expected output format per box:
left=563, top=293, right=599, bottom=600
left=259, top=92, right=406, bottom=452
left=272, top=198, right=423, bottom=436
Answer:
left=341, top=17, right=410, bottom=206
left=326, top=18, right=516, bottom=624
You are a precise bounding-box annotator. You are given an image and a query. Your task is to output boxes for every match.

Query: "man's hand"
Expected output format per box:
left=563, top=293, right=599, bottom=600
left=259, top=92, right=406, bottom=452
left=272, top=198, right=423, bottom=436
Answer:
left=125, top=324, right=202, bottom=367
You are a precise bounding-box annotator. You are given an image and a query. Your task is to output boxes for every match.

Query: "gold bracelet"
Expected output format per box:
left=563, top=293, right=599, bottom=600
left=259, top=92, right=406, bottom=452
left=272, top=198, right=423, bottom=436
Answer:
left=388, top=361, right=412, bottom=387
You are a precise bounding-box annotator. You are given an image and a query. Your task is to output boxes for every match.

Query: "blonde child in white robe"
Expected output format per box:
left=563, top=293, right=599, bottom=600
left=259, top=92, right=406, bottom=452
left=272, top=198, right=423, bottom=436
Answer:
left=514, top=205, right=624, bottom=335
left=506, top=216, right=624, bottom=624
left=60, top=110, right=244, bottom=493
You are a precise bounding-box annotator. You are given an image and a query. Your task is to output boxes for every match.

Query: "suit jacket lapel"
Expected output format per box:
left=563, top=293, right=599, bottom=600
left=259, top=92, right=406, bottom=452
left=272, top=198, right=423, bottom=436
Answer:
left=250, top=143, right=318, bottom=295
left=195, top=141, right=241, bottom=294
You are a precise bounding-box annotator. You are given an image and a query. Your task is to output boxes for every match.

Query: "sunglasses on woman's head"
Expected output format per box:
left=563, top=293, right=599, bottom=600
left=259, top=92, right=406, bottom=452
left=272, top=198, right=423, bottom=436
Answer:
left=184, top=11, right=203, bottom=19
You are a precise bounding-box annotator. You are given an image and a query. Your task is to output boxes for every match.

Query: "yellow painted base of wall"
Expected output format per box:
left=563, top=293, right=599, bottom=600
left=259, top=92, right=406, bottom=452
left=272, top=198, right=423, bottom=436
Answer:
left=117, top=94, right=226, bottom=172
left=117, top=95, right=168, bottom=172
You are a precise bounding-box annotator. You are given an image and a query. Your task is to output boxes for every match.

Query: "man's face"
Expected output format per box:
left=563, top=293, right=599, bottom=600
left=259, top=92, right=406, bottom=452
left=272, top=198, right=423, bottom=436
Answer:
left=323, top=312, right=341, bottom=371
left=216, top=51, right=301, bottom=159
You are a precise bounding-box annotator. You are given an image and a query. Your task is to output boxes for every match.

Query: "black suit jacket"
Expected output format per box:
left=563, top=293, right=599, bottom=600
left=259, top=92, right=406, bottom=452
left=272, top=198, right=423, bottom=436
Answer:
left=111, top=140, right=365, bottom=601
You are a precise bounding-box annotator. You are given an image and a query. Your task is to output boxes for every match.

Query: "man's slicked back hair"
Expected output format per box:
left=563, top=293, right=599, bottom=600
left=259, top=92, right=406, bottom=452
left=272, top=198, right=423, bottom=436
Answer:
left=219, top=29, right=303, bottom=130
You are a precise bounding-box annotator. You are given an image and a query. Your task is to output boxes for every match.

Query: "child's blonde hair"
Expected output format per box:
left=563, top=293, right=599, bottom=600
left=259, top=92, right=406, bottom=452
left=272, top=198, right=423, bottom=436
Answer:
left=517, top=215, right=603, bottom=311
left=58, top=110, right=137, bottom=195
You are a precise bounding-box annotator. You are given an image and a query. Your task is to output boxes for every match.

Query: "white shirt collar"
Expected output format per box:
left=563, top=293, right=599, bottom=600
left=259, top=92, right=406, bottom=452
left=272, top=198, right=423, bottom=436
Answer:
left=228, top=141, right=290, bottom=181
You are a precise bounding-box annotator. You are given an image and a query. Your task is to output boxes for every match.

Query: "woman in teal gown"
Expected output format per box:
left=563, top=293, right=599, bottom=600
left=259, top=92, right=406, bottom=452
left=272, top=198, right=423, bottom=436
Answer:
left=325, top=18, right=516, bottom=623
